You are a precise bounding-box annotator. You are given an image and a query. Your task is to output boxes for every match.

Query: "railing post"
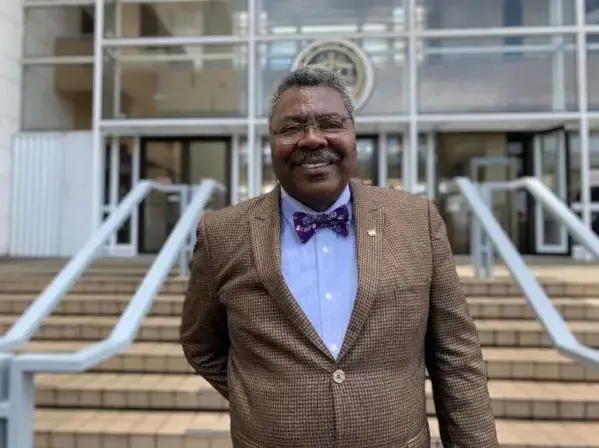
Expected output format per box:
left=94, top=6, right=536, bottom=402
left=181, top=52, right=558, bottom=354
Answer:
left=7, top=364, right=35, bottom=448
left=471, top=201, right=483, bottom=279
left=0, top=355, right=9, bottom=448
left=178, top=186, right=190, bottom=278
left=479, top=184, right=494, bottom=278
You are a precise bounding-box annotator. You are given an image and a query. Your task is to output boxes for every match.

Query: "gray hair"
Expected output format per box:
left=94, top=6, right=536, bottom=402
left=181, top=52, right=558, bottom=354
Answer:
left=268, top=66, right=355, bottom=123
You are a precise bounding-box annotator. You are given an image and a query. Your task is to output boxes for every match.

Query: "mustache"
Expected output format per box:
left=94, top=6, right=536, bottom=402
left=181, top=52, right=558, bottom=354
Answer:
left=290, top=147, right=341, bottom=165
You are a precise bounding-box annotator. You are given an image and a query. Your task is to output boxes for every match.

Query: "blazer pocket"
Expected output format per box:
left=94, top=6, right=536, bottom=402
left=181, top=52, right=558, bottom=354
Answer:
left=407, top=425, right=430, bottom=448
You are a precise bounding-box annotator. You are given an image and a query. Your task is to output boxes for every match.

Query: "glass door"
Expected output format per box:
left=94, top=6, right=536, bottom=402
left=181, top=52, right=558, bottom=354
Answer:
left=188, top=139, right=230, bottom=211
left=103, top=137, right=140, bottom=257
left=533, top=127, right=568, bottom=254
left=355, top=136, right=379, bottom=185
left=262, top=138, right=277, bottom=195
left=385, top=133, right=433, bottom=197
left=139, top=137, right=231, bottom=253
left=436, top=132, right=521, bottom=254
left=139, top=140, right=184, bottom=254
left=570, top=132, right=599, bottom=255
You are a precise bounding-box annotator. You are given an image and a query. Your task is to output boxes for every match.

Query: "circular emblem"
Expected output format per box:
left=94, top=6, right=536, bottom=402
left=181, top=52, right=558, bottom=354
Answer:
left=291, top=40, right=374, bottom=110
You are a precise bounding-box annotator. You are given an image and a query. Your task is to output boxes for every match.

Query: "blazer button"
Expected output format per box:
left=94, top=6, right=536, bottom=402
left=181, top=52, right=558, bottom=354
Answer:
left=333, top=369, right=345, bottom=384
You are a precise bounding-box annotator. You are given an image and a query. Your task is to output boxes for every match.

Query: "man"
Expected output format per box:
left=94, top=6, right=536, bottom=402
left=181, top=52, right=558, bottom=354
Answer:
left=180, top=66, right=498, bottom=448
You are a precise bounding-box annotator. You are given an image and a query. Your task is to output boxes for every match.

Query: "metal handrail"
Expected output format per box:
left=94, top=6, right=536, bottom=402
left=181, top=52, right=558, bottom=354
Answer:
left=512, top=177, right=599, bottom=258
left=0, top=179, right=155, bottom=352
left=1, top=179, right=224, bottom=448
left=469, top=176, right=599, bottom=277
left=14, top=179, right=222, bottom=371
left=455, top=176, right=599, bottom=371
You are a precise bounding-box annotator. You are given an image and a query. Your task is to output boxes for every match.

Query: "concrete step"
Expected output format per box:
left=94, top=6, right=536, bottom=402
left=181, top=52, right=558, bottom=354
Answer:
left=468, top=297, right=599, bottom=321
left=0, top=294, right=185, bottom=317
left=2, top=316, right=598, bottom=348
left=16, top=342, right=599, bottom=382
left=2, top=277, right=598, bottom=297
left=0, top=270, right=180, bottom=279
left=3, top=294, right=599, bottom=321
left=0, top=278, right=189, bottom=295
left=33, top=409, right=599, bottom=448
left=475, top=319, right=599, bottom=348
left=32, top=373, right=599, bottom=421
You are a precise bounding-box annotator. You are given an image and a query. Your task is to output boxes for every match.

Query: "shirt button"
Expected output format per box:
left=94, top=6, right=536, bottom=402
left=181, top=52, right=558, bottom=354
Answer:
left=325, top=293, right=333, bottom=300
left=330, top=344, right=339, bottom=353
left=333, top=369, right=345, bottom=384
left=322, top=247, right=329, bottom=253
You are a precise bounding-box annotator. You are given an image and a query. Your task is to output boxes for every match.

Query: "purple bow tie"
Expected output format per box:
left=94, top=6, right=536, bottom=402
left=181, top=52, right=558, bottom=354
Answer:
left=292, top=205, right=350, bottom=244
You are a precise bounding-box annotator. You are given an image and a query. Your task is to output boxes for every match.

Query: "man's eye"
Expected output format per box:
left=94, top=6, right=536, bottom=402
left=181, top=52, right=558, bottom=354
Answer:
left=319, top=120, right=343, bottom=129
left=281, top=124, right=303, bottom=133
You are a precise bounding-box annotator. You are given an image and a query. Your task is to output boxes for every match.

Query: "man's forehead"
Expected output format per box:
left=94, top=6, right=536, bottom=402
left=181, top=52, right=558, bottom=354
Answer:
left=273, top=85, right=346, bottom=120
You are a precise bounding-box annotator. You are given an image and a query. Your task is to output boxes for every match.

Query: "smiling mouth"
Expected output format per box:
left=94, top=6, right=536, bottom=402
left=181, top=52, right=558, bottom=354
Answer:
left=299, top=161, right=334, bottom=169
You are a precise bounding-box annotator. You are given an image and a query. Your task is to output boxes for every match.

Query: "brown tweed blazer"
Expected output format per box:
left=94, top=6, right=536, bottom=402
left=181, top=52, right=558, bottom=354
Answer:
left=180, top=180, right=498, bottom=448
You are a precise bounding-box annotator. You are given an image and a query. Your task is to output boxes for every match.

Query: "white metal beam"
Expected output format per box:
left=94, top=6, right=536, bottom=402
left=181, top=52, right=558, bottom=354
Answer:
left=91, top=0, right=106, bottom=234
left=406, top=0, right=418, bottom=194
left=417, top=26, right=578, bottom=38
left=247, top=0, right=258, bottom=198
left=576, top=0, right=592, bottom=243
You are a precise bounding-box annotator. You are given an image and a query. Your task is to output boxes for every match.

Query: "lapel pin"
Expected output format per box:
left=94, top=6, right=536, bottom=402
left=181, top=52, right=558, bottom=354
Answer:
left=367, top=229, right=377, bottom=237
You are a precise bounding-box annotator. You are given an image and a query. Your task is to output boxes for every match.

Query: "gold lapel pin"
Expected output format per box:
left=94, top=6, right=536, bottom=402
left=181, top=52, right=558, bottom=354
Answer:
left=367, top=229, right=377, bottom=237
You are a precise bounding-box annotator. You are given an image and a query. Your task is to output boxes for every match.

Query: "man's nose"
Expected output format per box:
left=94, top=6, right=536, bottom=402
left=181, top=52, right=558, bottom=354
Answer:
left=296, top=126, right=328, bottom=149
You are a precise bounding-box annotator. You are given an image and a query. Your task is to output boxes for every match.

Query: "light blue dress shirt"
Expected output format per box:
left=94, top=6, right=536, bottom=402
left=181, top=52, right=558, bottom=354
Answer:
left=280, top=186, right=358, bottom=359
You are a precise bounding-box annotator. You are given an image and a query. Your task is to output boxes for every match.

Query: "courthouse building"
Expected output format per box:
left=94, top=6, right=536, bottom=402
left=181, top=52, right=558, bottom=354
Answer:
left=1, top=0, right=599, bottom=258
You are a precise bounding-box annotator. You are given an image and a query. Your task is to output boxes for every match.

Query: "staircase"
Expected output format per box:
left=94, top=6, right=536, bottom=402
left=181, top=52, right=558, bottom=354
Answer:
left=1, top=258, right=599, bottom=447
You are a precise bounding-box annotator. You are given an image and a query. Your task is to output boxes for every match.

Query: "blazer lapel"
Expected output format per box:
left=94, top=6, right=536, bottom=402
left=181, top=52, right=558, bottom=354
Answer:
left=250, top=186, right=330, bottom=356
left=339, top=180, right=384, bottom=360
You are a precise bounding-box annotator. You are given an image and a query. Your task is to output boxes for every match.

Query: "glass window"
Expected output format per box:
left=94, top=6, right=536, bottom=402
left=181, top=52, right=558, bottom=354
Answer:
left=24, top=4, right=95, bottom=58
left=587, top=0, right=599, bottom=23
left=257, top=38, right=407, bottom=117
left=418, top=35, right=577, bottom=114
left=267, top=41, right=298, bottom=70
left=589, top=35, right=599, bottom=110
left=102, top=45, right=248, bottom=119
left=258, top=0, right=408, bottom=34
left=419, top=0, right=575, bottom=28
left=104, top=0, right=248, bottom=38
left=22, top=64, right=94, bottom=131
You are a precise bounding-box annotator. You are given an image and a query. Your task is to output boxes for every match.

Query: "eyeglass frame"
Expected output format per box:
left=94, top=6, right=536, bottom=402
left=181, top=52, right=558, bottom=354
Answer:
left=270, top=113, right=354, bottom=141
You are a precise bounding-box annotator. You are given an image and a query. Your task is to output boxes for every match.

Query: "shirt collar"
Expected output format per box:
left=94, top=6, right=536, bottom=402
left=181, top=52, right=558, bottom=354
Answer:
left=280, top=184, right=352, bottom=226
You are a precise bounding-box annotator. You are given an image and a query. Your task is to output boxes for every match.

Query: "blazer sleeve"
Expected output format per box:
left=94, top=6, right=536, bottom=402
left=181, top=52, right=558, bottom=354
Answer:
left=424, top=201, right=498, bottom=447
left=180, top=212, right=230, bottom=400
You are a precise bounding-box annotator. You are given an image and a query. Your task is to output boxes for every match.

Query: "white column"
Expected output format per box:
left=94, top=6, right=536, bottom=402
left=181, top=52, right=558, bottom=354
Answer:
left=91, top=0, right=106, bottom=233
left=247, top=0, right=258, bottom=198
left=406, top=0, right=419, bottom=193
left=426, top=132, right=436, bottom=200
left=0, top=1, right=24, bottom=255
left=377, top=132, right=388, bottom=187
left=575, top=0, right=591, bottom=237
left=231, top=134, right=241, bottom=204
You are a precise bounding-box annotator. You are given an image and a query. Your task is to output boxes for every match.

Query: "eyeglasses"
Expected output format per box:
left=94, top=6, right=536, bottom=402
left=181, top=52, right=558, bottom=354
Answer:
left=272, top=115, right=352, bottom=141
